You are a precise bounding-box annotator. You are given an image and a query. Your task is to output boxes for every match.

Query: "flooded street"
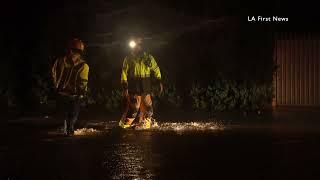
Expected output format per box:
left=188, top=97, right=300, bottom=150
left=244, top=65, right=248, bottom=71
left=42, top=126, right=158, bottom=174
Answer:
left=3, top=110, right=320, bottom=179
left=3, top=0, right=319, bottom=179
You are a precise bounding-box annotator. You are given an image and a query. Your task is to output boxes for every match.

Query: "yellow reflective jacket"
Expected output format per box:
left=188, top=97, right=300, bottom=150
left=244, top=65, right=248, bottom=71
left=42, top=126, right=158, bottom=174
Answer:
left=51, top=56, right=89, bottom=95
left=121, top=52, right=161, bottom=83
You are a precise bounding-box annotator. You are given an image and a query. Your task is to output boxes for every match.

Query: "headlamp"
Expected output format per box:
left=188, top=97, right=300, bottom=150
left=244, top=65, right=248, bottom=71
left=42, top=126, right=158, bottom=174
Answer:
left=129, top=40, right=136, bottom=48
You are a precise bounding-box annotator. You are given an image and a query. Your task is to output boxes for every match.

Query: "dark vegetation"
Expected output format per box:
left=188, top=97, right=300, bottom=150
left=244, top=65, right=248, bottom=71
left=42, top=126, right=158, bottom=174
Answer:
left=1, top=1, right=277, bottom=119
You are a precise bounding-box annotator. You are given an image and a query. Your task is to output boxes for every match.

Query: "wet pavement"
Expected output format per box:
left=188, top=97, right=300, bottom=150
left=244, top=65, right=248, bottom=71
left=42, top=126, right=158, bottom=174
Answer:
left=3, top=109, right=320, bottom=179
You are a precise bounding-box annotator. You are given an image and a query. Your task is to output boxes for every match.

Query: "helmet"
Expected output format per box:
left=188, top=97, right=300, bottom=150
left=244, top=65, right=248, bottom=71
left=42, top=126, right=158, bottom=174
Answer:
left=68, top=38, right=85, bottom=52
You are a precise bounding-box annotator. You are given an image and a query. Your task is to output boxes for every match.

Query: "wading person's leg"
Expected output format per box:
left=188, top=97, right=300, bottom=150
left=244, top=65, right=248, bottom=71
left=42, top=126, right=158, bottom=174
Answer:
left=119, top=94, right=141, bottom=128
left=68, top=99, right=80, bottom=135
left=137, top=94, right=153, bottom=129
left=57, top=95, right=70, bottom=135
left=120, top=95, right=130, bottom=122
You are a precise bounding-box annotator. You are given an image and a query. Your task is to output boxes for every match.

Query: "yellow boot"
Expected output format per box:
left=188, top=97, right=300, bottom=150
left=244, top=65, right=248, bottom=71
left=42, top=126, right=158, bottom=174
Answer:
left=135, top=117, right=151, bottom=130
left=119, top=118, right=134, bottom=129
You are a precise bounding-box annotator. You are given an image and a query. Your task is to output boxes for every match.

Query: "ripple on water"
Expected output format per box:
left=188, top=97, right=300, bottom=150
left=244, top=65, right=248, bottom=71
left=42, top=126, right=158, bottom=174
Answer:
left=74, top=128, right=101, bottom=136
left=48, top=121, right=224, bottom=137
left=103, top=143, right=154, bottom=179
left=156, top=122, right=225, bottom=132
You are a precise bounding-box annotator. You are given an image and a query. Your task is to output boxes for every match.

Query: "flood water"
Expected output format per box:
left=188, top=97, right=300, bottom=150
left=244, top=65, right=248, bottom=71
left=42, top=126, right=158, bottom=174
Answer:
left=3, top=111, right=320, bottom=179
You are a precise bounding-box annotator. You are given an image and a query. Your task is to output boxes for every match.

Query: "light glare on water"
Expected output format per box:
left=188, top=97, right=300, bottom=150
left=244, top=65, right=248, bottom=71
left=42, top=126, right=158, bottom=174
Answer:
left=48, top=121, right=225, bottom=136
left=156, top=122, right=224, bottom=132
left=98, top=121, right=225, bottom=132
left=74, top=128, right=100, bottom=136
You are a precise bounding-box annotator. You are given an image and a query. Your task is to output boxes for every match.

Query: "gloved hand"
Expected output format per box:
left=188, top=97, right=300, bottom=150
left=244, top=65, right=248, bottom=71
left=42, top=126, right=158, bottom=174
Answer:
left=72, top=93, right=86, bottom=101
left=78, top=95, right=85, bottom=99
left=121, top=81, right=129, bottom=97
left=154, top=79, right=163, bottom=96
left=122, top=89, right=129, bottom=97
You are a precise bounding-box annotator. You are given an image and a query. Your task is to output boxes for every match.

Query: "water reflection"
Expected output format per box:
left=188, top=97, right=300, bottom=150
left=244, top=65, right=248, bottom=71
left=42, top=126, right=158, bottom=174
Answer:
left=44, top=121, right=224, bottom=179
left=101, top=121, right=224, bottom=179
left=74, top=128, right=100, bottom=136
left=157, top=122, right=224, bottom=132
left=90, top=121, right=225, bottom=133
left=103, top=132, right=156, bottom=179
left=47, top=128, right=101, bottom=136
left=48, top=121, right=223, bottom=137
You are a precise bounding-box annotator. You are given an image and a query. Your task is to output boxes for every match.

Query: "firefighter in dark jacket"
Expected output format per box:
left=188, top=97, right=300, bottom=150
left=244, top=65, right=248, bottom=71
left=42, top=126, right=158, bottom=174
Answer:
left=119, top=37, right=163, bottom=129
left=51, top=38, right=89, bottom=135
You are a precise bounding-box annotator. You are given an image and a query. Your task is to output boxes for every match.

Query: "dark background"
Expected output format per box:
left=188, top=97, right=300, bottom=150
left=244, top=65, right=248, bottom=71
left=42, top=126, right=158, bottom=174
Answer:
left=1, top=0, right=319, bottom=113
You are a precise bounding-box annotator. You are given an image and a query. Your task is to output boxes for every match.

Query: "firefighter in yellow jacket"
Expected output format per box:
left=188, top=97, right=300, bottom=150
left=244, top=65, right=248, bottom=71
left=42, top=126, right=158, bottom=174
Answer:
left=119, top=37, right=163, bottom=129
left=51, top=38, right=89, bottom=135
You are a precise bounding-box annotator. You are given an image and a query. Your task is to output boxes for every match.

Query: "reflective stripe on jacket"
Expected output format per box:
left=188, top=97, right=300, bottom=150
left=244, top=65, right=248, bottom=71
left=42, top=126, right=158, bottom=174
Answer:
left=121, top=52, right=161, bottom=83
left=51, top=56, right=89, bottom=95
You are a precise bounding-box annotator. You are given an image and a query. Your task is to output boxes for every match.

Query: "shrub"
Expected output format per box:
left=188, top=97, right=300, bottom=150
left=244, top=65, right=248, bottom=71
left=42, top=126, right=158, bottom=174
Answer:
left=31, top=75, right=50, bottom=105
left=104, top=89, right=122, bottom=112
left=190, top=80, right=273, bottom=116
left=158, top=84, right=183, bottom=109
left=190, top=83, right=207, bottom=111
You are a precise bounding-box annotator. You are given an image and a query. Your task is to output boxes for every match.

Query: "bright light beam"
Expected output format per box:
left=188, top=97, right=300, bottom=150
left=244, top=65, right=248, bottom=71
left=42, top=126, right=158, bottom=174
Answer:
left=129, top=40, right=136, bottom=48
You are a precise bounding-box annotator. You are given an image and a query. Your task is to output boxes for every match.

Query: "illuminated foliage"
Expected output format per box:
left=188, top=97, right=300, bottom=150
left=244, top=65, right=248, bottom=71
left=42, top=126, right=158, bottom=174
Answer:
left=190, top=80, right=273, bottom=116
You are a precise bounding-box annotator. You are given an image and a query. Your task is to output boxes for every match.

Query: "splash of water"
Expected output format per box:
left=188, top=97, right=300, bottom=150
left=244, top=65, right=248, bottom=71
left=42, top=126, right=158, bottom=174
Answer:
left=155, top=122, right=224, bottom=132
left=74, top=128, right=100, bottom=136
left=84, top=120, right=225, bottom=135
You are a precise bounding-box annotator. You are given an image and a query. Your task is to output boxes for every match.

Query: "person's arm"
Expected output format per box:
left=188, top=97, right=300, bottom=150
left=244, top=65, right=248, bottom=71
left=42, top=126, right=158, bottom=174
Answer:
left=149, top=55, right=163, bottom=95
left=149, top=55, right=161, bottom=80
left=51, top=58, right=59, bottom=89
left=121, top=58, right=129, bottom=96
left=78, top=63, right=89, bottom=95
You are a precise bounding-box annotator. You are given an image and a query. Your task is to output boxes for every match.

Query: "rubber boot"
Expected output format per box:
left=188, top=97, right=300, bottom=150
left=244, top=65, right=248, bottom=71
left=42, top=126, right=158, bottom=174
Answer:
left=135, top=117, right=151, bottom=130
left=66, top=120, right=74, bottom=136
left=63, top=120, right=68, bottom=135
left=119, top=118, right=134, bottom=129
